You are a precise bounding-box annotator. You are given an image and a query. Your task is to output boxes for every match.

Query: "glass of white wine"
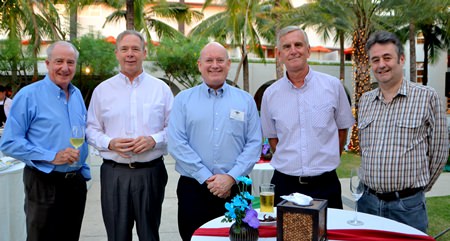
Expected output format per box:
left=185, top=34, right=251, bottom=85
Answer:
left=347, top=167, right=365, bottom=226
left=69, top=125, right=85, bottom=167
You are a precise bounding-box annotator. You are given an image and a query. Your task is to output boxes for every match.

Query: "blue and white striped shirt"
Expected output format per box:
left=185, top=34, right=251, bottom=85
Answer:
left=261, top=68, right=354, bottom=176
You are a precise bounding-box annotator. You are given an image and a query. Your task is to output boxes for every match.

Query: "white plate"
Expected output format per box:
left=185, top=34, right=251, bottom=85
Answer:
left=258, top=208, right=277, bottom=226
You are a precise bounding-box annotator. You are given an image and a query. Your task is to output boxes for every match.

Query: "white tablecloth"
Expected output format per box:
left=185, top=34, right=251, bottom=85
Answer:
left=249, top=162, right=275, bottom=196
left=191, top=208, right=427, bottom=241
left=0, top=162, right=26, bottom=241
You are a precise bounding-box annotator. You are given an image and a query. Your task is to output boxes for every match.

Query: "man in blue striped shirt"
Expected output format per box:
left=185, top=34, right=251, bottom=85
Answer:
left=261, top=26, right=355, bottom=209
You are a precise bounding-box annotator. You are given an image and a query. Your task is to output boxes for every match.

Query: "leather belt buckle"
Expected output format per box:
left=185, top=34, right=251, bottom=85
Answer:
left=128, top=162, right=136, bottom=169
left=65, top=172, right=77, bottom=178
left=299, top=176, right=309, bottom=185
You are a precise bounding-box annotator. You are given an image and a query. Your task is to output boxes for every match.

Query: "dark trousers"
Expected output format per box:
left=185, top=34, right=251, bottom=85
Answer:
left=23, top=166, right=87, bottom=241
left=177, top=176, right=244, bottom=241
left=271, top=169, right=343, bottom=209
left=100, top=159, right=168, bottom=241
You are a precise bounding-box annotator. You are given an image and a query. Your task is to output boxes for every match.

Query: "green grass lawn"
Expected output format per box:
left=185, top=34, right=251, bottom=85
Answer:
left=338, top=151, right=450, bottom=240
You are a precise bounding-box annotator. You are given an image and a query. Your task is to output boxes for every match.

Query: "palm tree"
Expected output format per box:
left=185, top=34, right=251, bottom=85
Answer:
left=282, top=0, right=353, bottom=81
left=259, top=0, right=294, bottom=79
left=0, top=0, right=65, bottom=83
left=347, top=0, right=381, bottom=153
left=103, top=0, right=202, bottom=46
left=416, top=1, right=450, bottom=86
left=190, top=0, right=276, bottom=92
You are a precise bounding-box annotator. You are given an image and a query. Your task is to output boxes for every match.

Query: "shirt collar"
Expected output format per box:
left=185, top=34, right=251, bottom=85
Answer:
left=284, top=67, right=312, bottom=89
left=119, top=71, right=145, bottom=86
left=370, top=79, right=408, bottom=102
left=201, top=81, right=227, bottom=98
left=43, top=75, right=76, bottom=100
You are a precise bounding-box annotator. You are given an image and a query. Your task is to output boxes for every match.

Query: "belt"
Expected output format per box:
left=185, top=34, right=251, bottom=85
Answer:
left=367, top=186, right=424, bottom=202
left=103, top=156, right=163, bottom=169
left=275, top=169, right=337, bottom=185
left=26, top=165, right=80, bottom=179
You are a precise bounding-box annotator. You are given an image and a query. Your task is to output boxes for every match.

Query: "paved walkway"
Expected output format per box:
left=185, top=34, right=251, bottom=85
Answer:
left=79, top=154, right=450, bottom=241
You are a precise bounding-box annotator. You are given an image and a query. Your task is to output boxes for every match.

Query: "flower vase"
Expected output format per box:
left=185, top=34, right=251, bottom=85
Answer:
left=229, top=222, right=259, bottom=241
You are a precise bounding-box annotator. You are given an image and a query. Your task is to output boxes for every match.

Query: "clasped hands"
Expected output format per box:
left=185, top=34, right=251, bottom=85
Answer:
left=206, top=174, right=235, bottom=199
left=109, top=136, right=156, bottom=158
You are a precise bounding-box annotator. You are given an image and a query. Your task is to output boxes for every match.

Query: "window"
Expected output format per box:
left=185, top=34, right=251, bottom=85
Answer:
left=417, top=32, right=425, bottom=44
left=416, top=62, right=424, bottom=83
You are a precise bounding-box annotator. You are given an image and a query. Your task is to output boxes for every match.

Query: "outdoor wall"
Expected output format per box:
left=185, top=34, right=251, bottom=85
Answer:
left=31, top=58, right=447, bottom=110
left=404, top=41, right=448, bottom=108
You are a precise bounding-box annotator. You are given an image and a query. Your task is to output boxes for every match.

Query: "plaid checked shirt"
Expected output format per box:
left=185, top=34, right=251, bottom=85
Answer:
left=358, top=80, right=448, bottom=192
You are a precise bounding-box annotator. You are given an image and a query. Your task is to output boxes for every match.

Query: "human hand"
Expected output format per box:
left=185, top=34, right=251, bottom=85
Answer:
left=130, top=136, right=156, bottom=154
left=206, top=174, right=235, bottom=198
left=108, top=137, right=135, bottom=158
left=51, top=148, right=80, bottom=165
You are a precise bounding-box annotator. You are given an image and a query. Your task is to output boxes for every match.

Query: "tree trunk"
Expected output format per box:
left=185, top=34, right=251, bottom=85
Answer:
left=274, top=0, right=283, bottom=79
left=339, top=31, right=345, bottom=81
left=243, top=55, right=249, bottom=92
left=348, top=28, right=371, bottom=154
left=70, top=6, right=78, bottom=41
left=28, top=0, right=39, bottom=82
left=178, top=0, right=185, bottom=34
left=126, top=0, right=135, bottom=30
left=409, top=22, right=416, bottom=82
left=423, top=38, right=429, bottom=86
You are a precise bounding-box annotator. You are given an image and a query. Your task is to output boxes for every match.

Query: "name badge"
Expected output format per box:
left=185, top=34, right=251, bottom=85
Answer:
left=230, top=109, right=245, bottom=122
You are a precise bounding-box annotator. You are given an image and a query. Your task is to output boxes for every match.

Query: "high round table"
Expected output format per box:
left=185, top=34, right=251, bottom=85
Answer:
left=191, top=208, right=427, bottom=241
left=0, top=161, right=26, bottom=241
left=249, top=162, right=275, bottom=197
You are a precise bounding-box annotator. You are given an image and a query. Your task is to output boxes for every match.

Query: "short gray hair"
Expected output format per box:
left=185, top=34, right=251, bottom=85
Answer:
left=116, top=30, right=146, bottom=50
left=47, top=41, right=79, bottom=60
left=277, top=26, right=310, bottom=48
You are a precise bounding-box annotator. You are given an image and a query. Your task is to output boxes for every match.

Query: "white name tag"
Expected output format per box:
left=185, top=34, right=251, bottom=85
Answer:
left=230, top=109, right=245, bottom=122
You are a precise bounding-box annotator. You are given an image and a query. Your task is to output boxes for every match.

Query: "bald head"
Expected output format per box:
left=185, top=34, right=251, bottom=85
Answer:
left=199, top=42, right=229, bottom=61
left=197, top=42, right=231, bottom=90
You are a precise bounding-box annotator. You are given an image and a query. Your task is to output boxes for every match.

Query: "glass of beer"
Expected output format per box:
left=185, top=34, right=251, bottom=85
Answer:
left=259, top=184, right=275, bottom=213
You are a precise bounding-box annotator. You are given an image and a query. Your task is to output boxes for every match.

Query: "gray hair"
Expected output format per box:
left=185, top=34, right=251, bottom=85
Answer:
left=366, top=31, right=404, bottom=58
left=116, top=30, right=146, bottom=50
left=47, top=41, right=79, bottom=60
left=277, top=26, right=310, bottom=48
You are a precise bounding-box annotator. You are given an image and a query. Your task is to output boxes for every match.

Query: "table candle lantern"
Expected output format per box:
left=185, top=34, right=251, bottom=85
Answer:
left=276, top=199, right=328, bottom=241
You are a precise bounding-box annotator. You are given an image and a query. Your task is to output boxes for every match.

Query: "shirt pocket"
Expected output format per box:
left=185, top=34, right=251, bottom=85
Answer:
left=311, top=103, right=334, bottom=128
left=358, top=118, right=375, bottom=151
left=226, top=118, right=245, bottom=137
left=396, top=119, right=424, bottom=151
left=143, top=103, right=165, bottom=130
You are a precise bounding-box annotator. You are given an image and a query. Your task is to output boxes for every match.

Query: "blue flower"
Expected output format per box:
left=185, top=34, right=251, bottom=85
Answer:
left=222, top=176, right=260, bottom=229
left=237, top=176, right=253, bottom=186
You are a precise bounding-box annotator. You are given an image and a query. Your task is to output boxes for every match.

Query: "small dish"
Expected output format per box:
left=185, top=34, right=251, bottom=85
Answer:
left=258, top=208, right=277, bottom=226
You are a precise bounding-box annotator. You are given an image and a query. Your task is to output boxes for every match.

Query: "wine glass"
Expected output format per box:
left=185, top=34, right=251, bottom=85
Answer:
left=347, top=167, right=364, bottom=226
left=69, top=125, right=85, bottom=167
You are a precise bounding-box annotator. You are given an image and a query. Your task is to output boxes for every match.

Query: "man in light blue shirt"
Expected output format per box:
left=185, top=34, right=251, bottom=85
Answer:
left=0, top=41, right=89, bottom=241
left=168, top=42, right=261, bottom=241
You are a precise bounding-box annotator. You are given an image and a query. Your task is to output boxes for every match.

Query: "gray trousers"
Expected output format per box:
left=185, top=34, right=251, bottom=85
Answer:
left=100, top=160, right=168, bottom=241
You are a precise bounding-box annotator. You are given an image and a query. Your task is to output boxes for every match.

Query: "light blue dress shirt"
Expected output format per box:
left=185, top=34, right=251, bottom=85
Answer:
left=0, top=76, right=90, bottom=179
left=168, top=82, right=262, bottom=184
